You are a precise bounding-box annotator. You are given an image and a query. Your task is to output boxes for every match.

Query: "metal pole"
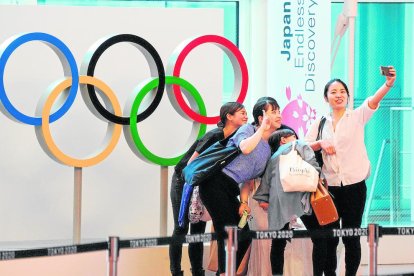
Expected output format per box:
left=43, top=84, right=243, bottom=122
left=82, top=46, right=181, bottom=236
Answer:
left=347, top=16, right=356, bottom=110
left=368, top=224, right=380, bottom=276
left=344, top=0, right=357, bottom=110
left=107, top=236, right=120, bottom=276
left=73, top=167, right=82, bottom=244
left=364, top=139, right=389, bottom=223
left=225, top=226, right=237, bottom=276
left=160, top=166, right=168, bottom=236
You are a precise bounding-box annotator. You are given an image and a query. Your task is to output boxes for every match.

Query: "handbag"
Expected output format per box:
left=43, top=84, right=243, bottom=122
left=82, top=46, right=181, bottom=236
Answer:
left=207, top=225, right=251, bottom=276
left=188, top=186, right=211, bottom=223
left=314, top=116, right=326, bottom=168
left=182, top=137, right=241, bottom=187
left=310, top=181, right=338, bottom=225
left=279, top=141, right=319, bottom=192
left=207, top=225, right=218, bottom=273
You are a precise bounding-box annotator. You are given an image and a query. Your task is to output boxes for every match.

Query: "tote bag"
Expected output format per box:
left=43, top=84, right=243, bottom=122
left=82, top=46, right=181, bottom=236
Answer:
left=279, top=141, right=319, bottom=192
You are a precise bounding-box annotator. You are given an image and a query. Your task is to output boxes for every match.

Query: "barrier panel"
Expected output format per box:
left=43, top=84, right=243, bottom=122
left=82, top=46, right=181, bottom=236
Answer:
left=1, top=225, right=414, bottom=276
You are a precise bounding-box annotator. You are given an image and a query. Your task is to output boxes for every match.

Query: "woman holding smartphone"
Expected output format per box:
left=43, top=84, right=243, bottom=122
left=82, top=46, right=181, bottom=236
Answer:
left=304, top=66, right=396, bottom=276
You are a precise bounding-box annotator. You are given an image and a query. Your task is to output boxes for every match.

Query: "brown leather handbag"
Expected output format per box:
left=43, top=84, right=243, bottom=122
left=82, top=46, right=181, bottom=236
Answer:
left=207, top=225, right=251, bottom=276
left=311, top=181, right=339, bottom=225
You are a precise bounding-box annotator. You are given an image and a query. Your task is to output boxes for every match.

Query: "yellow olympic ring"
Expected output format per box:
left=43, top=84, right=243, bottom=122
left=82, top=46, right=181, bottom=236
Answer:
left=35, top=76, right=122, bottom=167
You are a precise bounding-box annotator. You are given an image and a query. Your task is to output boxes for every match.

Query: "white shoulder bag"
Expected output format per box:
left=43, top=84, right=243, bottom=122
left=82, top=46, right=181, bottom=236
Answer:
left=279, top=141, right=319, bottom=192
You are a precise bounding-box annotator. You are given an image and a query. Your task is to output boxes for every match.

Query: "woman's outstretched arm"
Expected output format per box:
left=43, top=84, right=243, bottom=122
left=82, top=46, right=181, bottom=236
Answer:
left=368, top=66, right=397, bottom=109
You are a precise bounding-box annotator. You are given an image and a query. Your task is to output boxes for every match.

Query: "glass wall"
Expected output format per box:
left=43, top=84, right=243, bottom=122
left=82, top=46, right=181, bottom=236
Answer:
left=35, top=0, right=239, bottom=102
left=331, top=3, right=414, bottom=226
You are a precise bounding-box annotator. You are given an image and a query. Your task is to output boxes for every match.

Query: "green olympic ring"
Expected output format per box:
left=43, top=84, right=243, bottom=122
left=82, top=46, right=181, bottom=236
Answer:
left=126, top=76, right=207, bottom=166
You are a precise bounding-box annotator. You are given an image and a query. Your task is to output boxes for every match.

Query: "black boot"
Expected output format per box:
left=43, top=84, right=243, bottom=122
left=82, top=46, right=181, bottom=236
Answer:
left=191, top=268, right=205, bottom=276
left=171, top=271, right=184, bottom=276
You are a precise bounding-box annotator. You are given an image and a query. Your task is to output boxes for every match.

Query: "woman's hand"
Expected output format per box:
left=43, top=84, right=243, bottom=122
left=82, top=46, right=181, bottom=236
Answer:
left=259, top=109, right=271, bottom=131
left=239, top=110, right=270, bottom=154
left=239, top=202, right=251, bottom=216
left=385, top=66, right=397, bottom=87
left=319, top=140, right=336, bottom=155
left=259, top=202, right=269, bottom=211
left=369, top=66, right=397, bottom=109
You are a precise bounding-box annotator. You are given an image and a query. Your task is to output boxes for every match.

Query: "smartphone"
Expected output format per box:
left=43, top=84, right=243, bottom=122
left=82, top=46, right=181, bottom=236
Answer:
left=380, top=66, right=392, bottom=76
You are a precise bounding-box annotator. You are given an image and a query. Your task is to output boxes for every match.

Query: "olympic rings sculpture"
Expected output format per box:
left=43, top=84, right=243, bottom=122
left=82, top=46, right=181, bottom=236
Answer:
left=0, top=32, right=248, bottom=167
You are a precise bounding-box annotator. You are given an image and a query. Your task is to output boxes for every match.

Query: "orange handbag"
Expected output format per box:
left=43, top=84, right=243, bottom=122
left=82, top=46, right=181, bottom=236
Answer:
left=311, top=181, right=339, bottom=225
left=207, top=225, right=251, bottom=276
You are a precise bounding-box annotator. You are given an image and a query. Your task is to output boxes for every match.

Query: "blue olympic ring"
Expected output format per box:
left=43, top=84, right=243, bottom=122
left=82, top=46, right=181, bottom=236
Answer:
left=0, top=32, right=79, bottom=125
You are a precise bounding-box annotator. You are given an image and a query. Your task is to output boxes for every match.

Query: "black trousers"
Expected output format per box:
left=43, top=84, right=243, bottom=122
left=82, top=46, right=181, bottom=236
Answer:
left=270, top=214, right=339, bottom=276
left=270, top=222, right=289, bottom=275
left=270, top=215, right=327, bottom=275
left=169, top=172, right=206, bottom=275
left=327, top=180, right=367, bottom=276
left=300, top=180, right=367, bottom=276
left=270, top=180, right=366, bottom=276
left=199, top=172, right=251, bottom=274
left=301, top=211, right=337, bottom=276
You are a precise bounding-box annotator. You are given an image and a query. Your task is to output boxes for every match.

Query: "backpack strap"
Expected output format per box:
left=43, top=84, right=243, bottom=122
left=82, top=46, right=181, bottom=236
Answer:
left=316, top=116, right=326, bottom=141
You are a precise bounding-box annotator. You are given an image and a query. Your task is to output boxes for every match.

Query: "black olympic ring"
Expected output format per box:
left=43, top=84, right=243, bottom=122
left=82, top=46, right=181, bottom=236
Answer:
left=81, top=34, right=165, bottom=125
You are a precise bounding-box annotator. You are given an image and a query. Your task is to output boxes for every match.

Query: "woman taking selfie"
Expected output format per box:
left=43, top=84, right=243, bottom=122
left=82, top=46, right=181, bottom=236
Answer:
left=304, top=66, right=397, bottom=276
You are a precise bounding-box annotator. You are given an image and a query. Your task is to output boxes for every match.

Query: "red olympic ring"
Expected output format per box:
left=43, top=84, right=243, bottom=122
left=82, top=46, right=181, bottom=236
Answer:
left=169, top=35, right=248, bottom=124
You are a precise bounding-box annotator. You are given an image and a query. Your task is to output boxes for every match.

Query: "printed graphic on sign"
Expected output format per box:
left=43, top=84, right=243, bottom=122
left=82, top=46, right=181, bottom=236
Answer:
left=267, top=0, right=330, bottom=137
left=281, top=86, right=316, bottom=137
